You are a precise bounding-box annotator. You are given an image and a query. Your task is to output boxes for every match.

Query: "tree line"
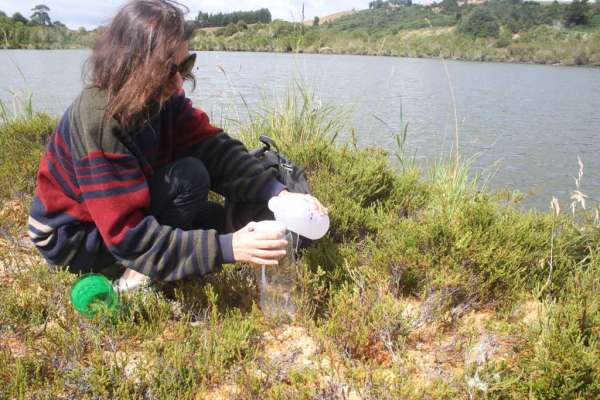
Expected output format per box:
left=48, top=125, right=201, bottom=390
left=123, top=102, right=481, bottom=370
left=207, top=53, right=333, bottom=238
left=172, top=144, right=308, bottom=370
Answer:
left=369, top=0, right=413, bottom=9
left=0, top=4, right=275, bottom=48
left=193, top=8, right=271, bottom=28
left=0, top=4, right=96, bottom=49
left=1, top=5, right=63, bottom=28
left=457, top=0, right=600, bottom=38
left=2, top=1, right=600, bottom=50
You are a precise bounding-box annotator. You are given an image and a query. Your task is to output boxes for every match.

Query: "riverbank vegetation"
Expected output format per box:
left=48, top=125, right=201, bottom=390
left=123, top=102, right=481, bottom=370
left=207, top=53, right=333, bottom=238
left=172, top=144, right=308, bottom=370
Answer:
left=3, top=1, right=600, bottom=66
left=191, top=0, right=600, bottom=67
left=1, top=88, right=599, bottom=398
left=0, top=5, right=97, bottom=49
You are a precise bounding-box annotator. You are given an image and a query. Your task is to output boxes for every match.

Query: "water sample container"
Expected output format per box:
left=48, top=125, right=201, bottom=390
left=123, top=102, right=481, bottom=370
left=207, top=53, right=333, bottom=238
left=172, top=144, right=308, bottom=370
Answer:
left=70, top=274, right=119, bottom=318
left=267, top=196, right=329, bottom=240
left=252, top=220, right=297, bottom=319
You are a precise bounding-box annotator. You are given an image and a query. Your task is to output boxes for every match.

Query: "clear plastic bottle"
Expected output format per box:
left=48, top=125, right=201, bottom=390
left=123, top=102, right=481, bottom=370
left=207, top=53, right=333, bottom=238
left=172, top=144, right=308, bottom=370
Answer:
left=252, top=221, right=297, bottom=320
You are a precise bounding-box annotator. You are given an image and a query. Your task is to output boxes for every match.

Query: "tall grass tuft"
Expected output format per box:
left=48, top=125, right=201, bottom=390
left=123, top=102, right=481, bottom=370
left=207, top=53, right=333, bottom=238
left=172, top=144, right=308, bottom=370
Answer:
left=237, top=83, right=344, bottom=155
left=0, top=90, right=34, bottom=125
left=0, top=91, right=55, bottom=199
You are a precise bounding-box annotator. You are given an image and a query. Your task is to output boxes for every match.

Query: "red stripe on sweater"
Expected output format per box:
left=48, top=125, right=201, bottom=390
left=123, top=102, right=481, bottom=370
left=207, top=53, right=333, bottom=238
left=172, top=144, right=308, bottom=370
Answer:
left=173, top=108, right=222, bottom=153
left=81, top=150, right=136, bottom=161
left=84, top=189, right=149, bottom=246
left=36, top=159, right=92, bottom=222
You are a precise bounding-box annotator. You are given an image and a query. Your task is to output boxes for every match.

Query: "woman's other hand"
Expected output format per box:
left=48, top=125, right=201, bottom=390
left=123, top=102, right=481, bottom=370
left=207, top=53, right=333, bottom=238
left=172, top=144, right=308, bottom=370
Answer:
left=232, top=221, right=288, bottom=266
left=278, top=190, right=328, bottom=216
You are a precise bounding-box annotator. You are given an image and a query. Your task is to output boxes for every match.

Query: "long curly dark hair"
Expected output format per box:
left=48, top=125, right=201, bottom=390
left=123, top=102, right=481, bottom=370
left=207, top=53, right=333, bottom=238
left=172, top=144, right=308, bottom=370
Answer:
left=85, top=0, right=195, bottom=126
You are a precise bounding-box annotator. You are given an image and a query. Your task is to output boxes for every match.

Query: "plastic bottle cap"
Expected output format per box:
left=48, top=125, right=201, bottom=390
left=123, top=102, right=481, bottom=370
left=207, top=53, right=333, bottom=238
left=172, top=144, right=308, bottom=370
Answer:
left=70, top=274, right=119, bottom=318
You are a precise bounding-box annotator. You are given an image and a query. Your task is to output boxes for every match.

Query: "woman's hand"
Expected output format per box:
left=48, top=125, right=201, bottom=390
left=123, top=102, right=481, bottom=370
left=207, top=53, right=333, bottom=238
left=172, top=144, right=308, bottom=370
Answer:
left=232, top=221, right=288, bottom=266
left=278, top=190, right=328, bottom=216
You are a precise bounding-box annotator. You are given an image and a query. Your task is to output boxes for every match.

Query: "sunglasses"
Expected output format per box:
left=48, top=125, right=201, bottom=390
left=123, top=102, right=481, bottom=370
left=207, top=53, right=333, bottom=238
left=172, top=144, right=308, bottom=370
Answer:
left=169, top=53, right=196, bottom=77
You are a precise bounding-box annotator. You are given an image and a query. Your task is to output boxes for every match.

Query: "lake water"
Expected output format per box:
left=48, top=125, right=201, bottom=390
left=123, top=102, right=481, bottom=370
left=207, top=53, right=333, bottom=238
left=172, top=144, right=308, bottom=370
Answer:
left=1, top=49, right=599, bottom=211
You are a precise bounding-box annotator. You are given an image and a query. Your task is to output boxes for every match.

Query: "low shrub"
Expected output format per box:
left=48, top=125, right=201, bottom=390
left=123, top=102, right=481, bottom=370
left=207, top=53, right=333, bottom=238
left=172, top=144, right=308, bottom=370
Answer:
left=0, top=113, right=56, bottom=198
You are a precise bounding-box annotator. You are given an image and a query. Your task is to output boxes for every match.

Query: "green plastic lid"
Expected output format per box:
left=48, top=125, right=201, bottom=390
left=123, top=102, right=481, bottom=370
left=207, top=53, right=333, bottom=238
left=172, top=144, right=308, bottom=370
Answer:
left=70, top=274, right=119, bottom=318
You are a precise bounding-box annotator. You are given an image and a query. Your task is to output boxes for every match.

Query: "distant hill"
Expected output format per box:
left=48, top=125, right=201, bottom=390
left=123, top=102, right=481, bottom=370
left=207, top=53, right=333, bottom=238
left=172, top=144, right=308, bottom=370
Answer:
left=190, top=2, right=600, bottom=67
left=303, top=10, right=357, bottom=25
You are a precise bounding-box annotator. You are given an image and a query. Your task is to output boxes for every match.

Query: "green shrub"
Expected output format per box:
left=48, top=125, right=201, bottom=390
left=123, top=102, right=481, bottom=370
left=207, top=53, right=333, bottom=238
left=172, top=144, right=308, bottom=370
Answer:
left=459, top=8, right=501, bottom=38
left=321, top=284, right=408, bottom=361
left=489, top=266, right=600, bottom=398
left=496, top=29, right=512, bottom=48
left=564, top=0, right=591, bottom=27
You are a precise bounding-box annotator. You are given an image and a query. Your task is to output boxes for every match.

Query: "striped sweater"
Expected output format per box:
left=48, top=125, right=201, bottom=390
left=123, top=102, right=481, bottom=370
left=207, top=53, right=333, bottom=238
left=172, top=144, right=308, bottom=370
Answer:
left=29, top=87, right=284, bottom=281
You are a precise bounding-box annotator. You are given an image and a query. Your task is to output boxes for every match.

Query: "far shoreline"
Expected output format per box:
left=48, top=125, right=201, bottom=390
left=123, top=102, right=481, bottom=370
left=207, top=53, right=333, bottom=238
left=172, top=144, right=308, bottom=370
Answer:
left=2, top=46, right=599, bottom=70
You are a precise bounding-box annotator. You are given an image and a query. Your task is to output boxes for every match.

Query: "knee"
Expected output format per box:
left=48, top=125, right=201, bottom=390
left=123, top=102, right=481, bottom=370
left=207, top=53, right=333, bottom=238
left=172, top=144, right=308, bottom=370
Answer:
left=166, top=157, right=211, bottom=200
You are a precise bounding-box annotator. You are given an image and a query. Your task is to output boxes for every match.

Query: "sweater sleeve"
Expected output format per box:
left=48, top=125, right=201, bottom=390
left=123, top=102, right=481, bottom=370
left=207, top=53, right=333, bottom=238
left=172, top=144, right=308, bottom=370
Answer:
left=171, top=92, right=286, bottom=201
left=71, top=97, right=225, bottom=281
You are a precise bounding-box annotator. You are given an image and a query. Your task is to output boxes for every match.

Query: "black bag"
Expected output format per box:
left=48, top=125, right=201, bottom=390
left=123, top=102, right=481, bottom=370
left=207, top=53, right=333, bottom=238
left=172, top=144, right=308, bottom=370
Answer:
left=224, top=135, right=312, bottom=248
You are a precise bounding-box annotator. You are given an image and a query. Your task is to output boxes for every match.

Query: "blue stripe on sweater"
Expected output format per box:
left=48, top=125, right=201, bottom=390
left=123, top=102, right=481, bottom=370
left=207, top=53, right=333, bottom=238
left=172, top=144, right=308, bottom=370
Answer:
left=58, top=107, right=71, bottom=134
left=110, top=223, right=159, bottom=272
left=81, top=181, right=147, bottom=200
left=48, top=142, right=75, bottom=180
left=28, top=224, right=48, bottom=237
left=75, top=154, right=138, bottom=167
left=75, top=163, right=139, bottom=177
left=175, top=228, right=182, bottom=272
left=151, top=230, right=171, bottom=279
left=77, top=170, right=144, bottom=185
left=50, top=138, right=72, bottom=166
left=125, top=220, right=161, bottom=267
left=35, top=230, right=58, bottom=250
left=30, top=196, right=79, bottom=227
left=190, top=230, right=202, bottom=275
left=47, top=158, right=81, bottom=202
left=201, top=229, right=209, bottom=275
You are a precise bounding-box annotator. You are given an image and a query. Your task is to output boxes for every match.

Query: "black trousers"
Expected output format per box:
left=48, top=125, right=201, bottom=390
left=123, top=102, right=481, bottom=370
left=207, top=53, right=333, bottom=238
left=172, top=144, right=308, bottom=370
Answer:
left=85, top=157, right=225, bottom=278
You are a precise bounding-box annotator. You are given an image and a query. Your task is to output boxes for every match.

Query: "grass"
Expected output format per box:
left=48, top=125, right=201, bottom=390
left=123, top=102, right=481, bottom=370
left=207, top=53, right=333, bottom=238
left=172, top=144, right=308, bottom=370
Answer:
left=1, top=89, right=599, bottom=399
left=0, top=90, right=56, bottom=199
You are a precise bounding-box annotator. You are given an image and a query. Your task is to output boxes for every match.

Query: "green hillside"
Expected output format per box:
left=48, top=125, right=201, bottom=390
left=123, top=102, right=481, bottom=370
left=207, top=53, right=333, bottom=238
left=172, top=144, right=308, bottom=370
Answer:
left=191, top=1, right=600, bottom=67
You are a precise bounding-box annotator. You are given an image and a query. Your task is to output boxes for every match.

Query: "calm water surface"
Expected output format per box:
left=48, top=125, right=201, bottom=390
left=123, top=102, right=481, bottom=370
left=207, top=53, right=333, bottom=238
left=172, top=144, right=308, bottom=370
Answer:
left=1, top=49, right=599, bottom=210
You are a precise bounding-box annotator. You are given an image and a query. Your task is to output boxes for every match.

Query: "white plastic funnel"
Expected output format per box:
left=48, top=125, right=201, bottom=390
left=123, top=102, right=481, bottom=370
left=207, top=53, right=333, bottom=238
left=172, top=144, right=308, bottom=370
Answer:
left=268, top=196, right=329, bottom=240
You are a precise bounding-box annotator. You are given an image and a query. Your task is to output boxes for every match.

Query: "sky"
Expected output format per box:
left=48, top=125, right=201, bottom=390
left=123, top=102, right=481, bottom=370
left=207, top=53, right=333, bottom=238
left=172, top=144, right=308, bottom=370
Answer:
left=0, top=0, right=381, bottom=30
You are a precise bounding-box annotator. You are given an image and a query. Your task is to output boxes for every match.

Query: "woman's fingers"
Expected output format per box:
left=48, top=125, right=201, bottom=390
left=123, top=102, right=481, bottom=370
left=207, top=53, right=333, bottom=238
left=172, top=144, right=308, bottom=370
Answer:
left=253, top=230, right=285, bottom=240
left=251, top=248, right=287, bottom=260
left=253, top=239, right=288, bottom=249
left=306, top=195, right=328, bottom=216
left=233, top=223, right=289, bottom=265
left=314, top=199, right=328, bottom=215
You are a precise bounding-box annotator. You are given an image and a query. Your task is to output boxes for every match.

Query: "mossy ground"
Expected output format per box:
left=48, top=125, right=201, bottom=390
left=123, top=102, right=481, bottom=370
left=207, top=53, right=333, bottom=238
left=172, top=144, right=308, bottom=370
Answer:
left=1, top=93, right=599, bottom=399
